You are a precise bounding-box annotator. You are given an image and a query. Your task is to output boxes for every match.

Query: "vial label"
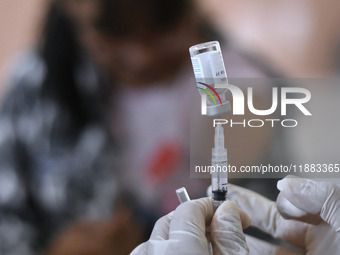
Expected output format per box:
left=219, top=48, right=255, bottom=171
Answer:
left=191, top=57, right=203, bottom=79
left=209, top=52, right=228, bottom=84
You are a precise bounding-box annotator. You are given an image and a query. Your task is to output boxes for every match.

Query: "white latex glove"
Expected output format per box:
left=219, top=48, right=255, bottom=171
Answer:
left=276, top=175, right=340, bottom=254
left=277, top=175, right=340, bottom=231
left=130, top=197, right=251, bottom=255
left=226, top=177, right=340, bottom=255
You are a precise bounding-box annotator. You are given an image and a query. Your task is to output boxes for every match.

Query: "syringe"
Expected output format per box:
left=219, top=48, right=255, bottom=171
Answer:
left=211, top=123, right=228, bottom=208
left=189, top=41, right=229, bottom=208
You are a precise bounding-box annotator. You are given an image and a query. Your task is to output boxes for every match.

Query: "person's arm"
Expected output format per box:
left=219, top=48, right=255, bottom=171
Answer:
left=0, top=51, right=47, bottom=255
left=0, top=98, right=38, bottom=254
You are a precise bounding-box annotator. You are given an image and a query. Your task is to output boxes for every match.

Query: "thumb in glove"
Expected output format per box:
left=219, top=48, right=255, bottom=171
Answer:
left=277, top=175, right=340, bottom=232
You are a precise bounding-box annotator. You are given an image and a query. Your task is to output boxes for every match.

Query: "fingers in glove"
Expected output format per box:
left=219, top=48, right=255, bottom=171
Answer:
left=211, top=200, right=250, bottom=255
left=246, top=235, right=303, bottom=255
left=228, top=184, right=310, bottom=249
left=277, top=175, right=340, bottom=232
left=276, top=193, right=322, bottom=225
left=169, top=198, right=214, bottom=241
left=150, top=212, right=173, bottom=240
left=131, top=212, right=174, bottom=255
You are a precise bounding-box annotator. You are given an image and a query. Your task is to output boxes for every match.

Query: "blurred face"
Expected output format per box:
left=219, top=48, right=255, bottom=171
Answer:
left=60, top=0, right=197, bottom=87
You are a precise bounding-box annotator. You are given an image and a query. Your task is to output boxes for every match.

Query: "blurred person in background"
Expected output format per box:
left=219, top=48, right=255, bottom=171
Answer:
left=0, top=0, right=279, bottom=254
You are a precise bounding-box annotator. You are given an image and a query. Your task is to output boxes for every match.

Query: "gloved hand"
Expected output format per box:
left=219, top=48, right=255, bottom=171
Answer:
left=226, top=176, right=340, bottom=255
left=277, top=175, right=340, bottom=231
left=130, top=197, right=251, bottom=255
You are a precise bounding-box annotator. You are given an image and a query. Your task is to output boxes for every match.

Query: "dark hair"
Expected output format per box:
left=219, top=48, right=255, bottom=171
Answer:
left=40, top=2, right=106, bottom=136
left=95, top=0, right=192, bottom=37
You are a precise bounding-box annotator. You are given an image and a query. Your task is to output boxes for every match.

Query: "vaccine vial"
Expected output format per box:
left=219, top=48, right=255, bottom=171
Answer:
left=189, top=41, right=230, bottom=116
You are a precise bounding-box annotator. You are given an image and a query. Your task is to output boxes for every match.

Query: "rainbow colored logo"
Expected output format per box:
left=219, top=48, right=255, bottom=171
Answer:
left=197, top=82, right=222, bottom=106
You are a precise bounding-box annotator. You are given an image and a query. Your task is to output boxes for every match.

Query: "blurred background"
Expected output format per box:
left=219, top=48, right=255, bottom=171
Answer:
left=196, top=0, right=340, bottom=77
left=0, top=0, right=339, bottom=254
left=1, top=0, right=340, bottom=91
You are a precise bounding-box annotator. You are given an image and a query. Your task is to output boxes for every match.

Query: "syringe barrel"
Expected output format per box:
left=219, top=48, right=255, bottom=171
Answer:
left=211, top=123, right=228, bottom=202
